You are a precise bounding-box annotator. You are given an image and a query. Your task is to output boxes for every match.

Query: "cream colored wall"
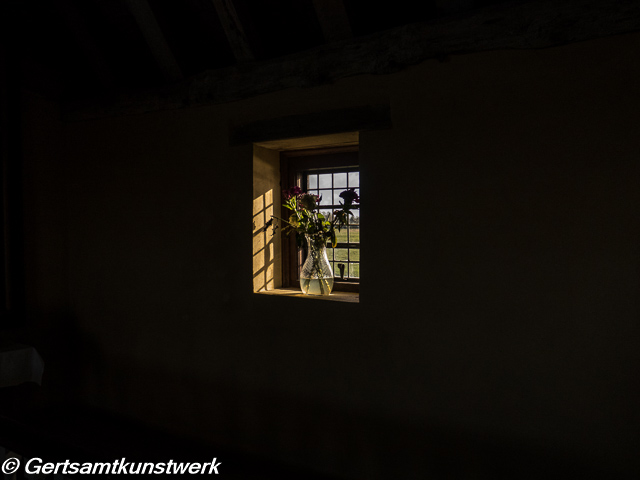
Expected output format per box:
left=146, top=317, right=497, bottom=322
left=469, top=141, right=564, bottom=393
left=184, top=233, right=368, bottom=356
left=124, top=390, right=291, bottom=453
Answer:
left=21, top=32, right=640, bottom=477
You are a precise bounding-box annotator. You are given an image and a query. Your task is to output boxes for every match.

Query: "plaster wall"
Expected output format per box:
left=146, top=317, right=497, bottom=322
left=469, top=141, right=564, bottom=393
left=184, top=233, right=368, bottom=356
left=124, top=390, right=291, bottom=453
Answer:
left=21, top=32, right=640, bottom=477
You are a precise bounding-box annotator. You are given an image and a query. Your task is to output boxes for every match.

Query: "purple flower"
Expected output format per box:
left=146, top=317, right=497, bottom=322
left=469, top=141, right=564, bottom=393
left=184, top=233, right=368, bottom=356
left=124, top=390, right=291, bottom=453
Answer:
left=282, top=186, right=303, bottom=200
left=339, top=188, right=360, bottom=205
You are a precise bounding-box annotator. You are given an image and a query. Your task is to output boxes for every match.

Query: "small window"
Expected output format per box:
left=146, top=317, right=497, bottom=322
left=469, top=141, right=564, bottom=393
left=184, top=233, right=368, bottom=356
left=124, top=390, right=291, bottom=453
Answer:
left=280, top=147, right=359, bottom=292
left=304, top=168, right=360, bottom=282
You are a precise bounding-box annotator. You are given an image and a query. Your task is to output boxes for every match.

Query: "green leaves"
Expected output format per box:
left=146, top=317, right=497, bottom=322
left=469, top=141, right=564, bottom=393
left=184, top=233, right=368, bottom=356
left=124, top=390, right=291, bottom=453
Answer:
left=277, top=187, right=359, bottom=243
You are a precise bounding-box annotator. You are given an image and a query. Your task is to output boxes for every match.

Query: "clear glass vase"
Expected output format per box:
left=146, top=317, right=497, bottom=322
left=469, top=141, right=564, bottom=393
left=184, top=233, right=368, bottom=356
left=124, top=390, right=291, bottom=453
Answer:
left=300, top=234, right=334, bottom=295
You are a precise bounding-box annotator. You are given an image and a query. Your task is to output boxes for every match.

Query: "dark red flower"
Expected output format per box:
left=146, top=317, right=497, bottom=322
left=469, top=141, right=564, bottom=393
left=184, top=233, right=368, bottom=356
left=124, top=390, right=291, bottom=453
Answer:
left=282, top=186, right=303, bottom=200
left=339, top=188, right=360, bottom=205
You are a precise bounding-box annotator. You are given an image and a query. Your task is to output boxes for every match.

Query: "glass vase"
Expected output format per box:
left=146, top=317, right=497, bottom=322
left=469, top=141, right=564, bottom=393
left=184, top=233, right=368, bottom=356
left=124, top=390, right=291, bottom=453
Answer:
left=300, top=234, right=334, bottom=295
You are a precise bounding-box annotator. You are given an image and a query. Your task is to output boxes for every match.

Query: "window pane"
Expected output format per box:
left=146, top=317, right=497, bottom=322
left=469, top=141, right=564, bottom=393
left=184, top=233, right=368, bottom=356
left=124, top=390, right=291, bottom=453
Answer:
left=349, top=263, right=360, bottom=278
left=320, top=209, right=332, bottom=221
left=348, top=226, right=360, bottom=243
left=349, top=248, right=360, bottom=261
left=327, top=247, right=334, bottom=261
left=350, top=210, right=360, bottom=225
left=334, top=172, right=347, bottom=188
left=318, top=189, right=332, bottom=205
left=335, top=248, right=348, bottom=261
left=348, top=171, right=359, bottom=187
left=335, top=227, right=348, bottom=243
left=333, top=190, right=342, bottom=206
left=335, top=262, right=347, bottom=279
left=308, top=174, right=318, bottom=189
left=308, top=189, right=318, bottom=197
left=318, top=173, right=332, bottom=188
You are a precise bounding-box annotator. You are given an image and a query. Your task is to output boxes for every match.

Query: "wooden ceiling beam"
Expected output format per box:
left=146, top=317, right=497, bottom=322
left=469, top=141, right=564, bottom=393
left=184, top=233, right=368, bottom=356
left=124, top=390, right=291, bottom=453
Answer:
left=123, top=0, right=183, bottom=83
left=210, top=0, right=254, bottom=62
left=68, top=0, right=640, bottom=119
left=312, top=0, right=353, bottom=42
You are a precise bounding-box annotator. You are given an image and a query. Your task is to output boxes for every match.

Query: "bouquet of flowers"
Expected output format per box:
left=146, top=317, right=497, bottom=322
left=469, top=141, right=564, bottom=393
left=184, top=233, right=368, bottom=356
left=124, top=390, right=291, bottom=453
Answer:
left=267, top=185, right=359, bottom=247
left=266, top=185, right=359, bottom=295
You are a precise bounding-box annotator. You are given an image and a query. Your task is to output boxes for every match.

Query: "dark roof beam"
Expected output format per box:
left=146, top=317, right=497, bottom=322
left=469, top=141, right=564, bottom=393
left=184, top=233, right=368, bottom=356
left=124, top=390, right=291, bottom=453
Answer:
left=211, top=0, right=254, bottom=62
left=67, top=0, right=640, bottom=119
left=123, top=0, right=183, bottom=83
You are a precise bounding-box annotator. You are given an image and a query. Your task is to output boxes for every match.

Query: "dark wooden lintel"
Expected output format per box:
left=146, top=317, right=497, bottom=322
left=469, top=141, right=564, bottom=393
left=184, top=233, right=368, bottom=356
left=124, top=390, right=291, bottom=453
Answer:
left=66, top=0, right=640, bottom=120
left=230, top=105, right=391, bottom=146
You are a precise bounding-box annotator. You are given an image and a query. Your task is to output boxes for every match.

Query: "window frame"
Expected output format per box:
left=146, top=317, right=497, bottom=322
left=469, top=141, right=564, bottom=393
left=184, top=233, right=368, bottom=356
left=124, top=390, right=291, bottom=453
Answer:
left=280, top=146, right=359, bottom=293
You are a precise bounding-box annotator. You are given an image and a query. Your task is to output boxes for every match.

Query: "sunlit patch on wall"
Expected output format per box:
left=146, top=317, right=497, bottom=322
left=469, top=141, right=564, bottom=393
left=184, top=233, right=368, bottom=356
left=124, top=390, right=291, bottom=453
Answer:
left=252, top=144, right=284, bottom=293
left=252, top=189, right=276, bottom=292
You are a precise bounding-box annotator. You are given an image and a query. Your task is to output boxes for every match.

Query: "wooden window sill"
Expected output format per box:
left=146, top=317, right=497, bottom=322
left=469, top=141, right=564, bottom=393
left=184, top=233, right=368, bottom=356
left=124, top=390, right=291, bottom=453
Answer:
left=255, top=288, right=359, bottom=303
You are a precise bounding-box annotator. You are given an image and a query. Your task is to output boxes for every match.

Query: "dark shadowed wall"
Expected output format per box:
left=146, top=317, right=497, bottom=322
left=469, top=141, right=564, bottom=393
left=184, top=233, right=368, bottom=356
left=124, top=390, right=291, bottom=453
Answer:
left=20, top=32, right=640, bottom=478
